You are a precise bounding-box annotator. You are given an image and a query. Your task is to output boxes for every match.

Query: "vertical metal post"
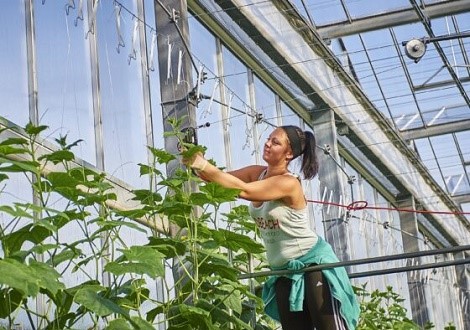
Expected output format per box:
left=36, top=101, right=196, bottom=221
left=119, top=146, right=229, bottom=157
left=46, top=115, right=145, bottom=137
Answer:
left=86, top=0, right=110, bottom=289
left=24, top=1, right=42, bottom=326
left=25, top=0, right=38, bottom=125
left=398, top=196, right=430, bottom=326
left=154, top=0, right=197, bottom=322
left=137, top=0, right=155, bottom=153
left=454, top=252, right=470, bottom=328
left=155, top=0, right=196, bottom=178
left=313, top=109, right=351, bottom=263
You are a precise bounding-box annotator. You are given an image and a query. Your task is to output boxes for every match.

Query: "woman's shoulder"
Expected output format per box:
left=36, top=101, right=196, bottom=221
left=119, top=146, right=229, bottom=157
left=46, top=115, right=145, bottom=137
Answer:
left=228, top=165, right=267, bottom=183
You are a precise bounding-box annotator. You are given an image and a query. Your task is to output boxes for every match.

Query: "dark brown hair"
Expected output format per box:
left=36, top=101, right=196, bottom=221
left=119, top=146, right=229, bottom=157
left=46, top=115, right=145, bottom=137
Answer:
left=280, top=125, right=319, bottom=180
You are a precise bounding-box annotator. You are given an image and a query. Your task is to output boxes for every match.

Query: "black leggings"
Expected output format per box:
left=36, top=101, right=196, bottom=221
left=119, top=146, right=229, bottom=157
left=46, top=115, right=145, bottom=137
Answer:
left=275, top=270, right=347, bottom=330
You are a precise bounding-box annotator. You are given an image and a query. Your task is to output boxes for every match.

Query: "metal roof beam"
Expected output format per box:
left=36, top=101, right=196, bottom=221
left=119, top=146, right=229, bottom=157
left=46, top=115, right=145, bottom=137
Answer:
left=453, top=194, right=470, bottom=205
left=400, top=119, right=470, bottom=140
left=316, top=0, right=470, bottom=39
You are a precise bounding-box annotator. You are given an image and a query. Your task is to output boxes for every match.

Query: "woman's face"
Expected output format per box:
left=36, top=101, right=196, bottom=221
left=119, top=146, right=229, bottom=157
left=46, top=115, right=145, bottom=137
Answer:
left=262, top=128, right=292, bottom=164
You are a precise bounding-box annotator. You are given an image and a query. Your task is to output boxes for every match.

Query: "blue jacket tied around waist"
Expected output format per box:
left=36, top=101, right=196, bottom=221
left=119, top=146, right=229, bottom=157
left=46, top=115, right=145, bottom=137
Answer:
left=262, top=237, right=361, bottom=329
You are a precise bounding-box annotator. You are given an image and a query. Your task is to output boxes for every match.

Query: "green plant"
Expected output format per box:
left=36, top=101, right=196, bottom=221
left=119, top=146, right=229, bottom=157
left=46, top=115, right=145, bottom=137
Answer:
left=355, top=284, right=435, bottom=330
left=0, top=121, right=271, bottom=329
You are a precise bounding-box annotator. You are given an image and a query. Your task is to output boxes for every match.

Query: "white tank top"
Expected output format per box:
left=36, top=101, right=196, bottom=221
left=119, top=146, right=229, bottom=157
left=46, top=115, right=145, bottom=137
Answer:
left=249, top=197, right=318, bottom=268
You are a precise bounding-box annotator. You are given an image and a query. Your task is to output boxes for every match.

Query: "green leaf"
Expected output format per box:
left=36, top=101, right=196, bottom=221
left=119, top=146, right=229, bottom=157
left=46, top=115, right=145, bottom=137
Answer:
left=93, top=218, right=148, bottom=234
left=29, top=260, right=65, bottom=295
left=0, top=288, right=24, bottom=318
left=210, top=228, right=265, bottom=254
left=169, top=304, right=215, bottom=330
left=0, top=204, right=34, bottom=219
left=25, top=122, right=48, bottom=135
left=147, top=237, right=187, bottom=258
left=2, top=223, right=52, bottom=256
left=196, top=299, right=251, bottom=329
left=0, top=259, right=40, bottom=296
left=106, top=318, right=133, bottom=330
left=74, top=287, right=129, bottom=317
left=77, top=192, right=117, bottom=206
left=38, top=149, right=75, bottom=164
left=0, top=173, right=8, bottom=182
left=47, top=171, right=80, bottom=188
left=147, top=147, right=176, bottom=164
left=0, top=145, right=28, bottom=156
left=105, top=246, right=165, bottom=277
left=0, top=157, right=39, bottom=173
left=200, top=182, right=240, bottom=204
left=189, top=192, right=211, bottom=206
left=0, top=137, right=28, bottom=146
left=138, top=164, right=162, bottom=177
left=146, top=305, right=165, bottom=323
left=131, top=189, right=162, bottom=204
left=49, top=248, right=82, bottom=267
left=129, top=316, right=155, bottom=330
left=196, top=250, right=239, bottom=281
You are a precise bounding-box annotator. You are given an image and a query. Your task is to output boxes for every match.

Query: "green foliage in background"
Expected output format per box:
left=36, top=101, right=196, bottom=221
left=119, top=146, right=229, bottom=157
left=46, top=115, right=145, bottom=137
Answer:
left=355, top=284, right=434, bottom=330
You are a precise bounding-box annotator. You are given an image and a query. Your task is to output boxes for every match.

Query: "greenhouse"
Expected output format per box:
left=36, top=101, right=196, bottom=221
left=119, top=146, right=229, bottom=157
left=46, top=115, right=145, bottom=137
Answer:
left=0, top=0, right=469, bottom=329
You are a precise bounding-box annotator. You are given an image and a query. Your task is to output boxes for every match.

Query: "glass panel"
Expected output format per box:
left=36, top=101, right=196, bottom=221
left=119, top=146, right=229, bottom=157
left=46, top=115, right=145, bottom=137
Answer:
left=188, top=15, right=225, bottom=166
left=428, top=135, right=465, bottom=195
left=414, top=138, right=446, bottom=189
left=144, top=0, right=165, bottom=178
left=35, top=1, right=95, bottom=163
left=221, top=46, right=255, bottom=169
left=344, top=0, right=410, bottom=18
left=96, top=0, right=148, bottom=187
left=291, top=0, right=347, bottom=26
left=253, top=75, right=277, bottom=154
left=0, top=2, right=29, bottom=126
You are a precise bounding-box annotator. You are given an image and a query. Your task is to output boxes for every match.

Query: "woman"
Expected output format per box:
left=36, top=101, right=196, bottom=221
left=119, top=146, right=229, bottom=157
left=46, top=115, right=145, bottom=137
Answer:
left=183, top=125, right=360, bottom=329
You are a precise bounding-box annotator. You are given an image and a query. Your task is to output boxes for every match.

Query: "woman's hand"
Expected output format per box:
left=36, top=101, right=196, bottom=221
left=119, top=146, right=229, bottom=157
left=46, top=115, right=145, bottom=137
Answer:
left=182, top=152, right=208, bottom=172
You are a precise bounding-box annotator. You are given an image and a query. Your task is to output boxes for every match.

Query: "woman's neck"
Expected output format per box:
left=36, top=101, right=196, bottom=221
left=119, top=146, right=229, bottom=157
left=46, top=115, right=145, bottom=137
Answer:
left=265, top=165, right=289, bottom=178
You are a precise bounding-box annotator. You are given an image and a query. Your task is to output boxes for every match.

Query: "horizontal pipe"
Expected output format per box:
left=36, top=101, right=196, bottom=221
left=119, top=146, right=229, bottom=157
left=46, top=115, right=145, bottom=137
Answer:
left=239, top=244, right=470, bottom=279
left=350, top=258, right=470, bottom=279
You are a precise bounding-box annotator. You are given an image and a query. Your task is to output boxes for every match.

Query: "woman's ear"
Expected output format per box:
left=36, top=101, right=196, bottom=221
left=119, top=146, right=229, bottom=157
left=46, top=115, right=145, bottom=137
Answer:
left=286, top=150, right=294, bottom=161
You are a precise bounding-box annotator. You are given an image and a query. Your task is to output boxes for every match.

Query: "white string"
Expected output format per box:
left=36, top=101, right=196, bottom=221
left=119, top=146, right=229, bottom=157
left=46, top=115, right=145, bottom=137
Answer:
left=195, top=65, right=204, bottom=103
left=200, top=79, right=219, bottom=119
left=224, top=91, right=234, bottom=131
left=242, top=104, right=253, bottom=151
left=128, top=18, right=139, bottom=64
left=166, top=37, right=172, bottom=81
left=148, top=31, right=158, bottom=72
left=177, top=49, right=184, bottom=84
left=115, top=3, right=125, bottom=53
left=86, top=0, right=99, bottom=38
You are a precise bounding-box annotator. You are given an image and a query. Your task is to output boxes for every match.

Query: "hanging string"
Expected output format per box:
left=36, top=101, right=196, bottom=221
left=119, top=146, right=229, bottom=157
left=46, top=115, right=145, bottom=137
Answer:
left=242, top=104, right=254, bottom=151
left=64, top=0, right=84, bottom=26
left=166, top=37, right=172, bottom=81
left=176, top=49, right=184, bottom=84
left=148, top=30, right=158, bottom=71
left=224, top=91, right=234, bottom=131
left=200, top=79, right=219, bottom=119
left=128, top=18, right=139, bottom=64
left=114, top=3, right=126, bottom=53
left=85, top=0, right=99, bottom=38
